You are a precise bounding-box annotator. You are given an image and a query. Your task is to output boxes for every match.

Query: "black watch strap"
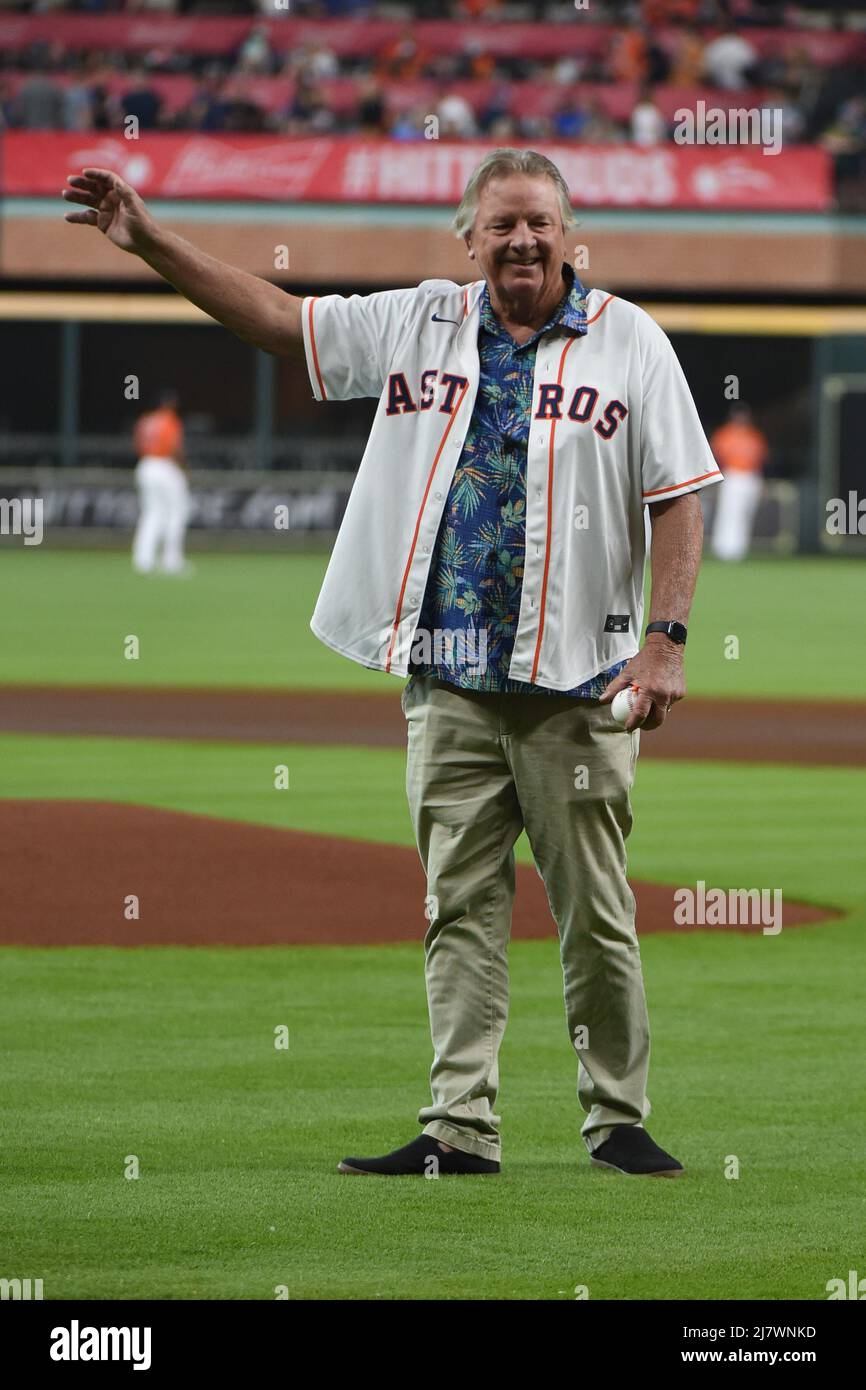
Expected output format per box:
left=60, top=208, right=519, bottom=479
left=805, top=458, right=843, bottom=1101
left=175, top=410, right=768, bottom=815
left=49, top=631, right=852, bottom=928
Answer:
left=646, top=620, right=688, bottom=645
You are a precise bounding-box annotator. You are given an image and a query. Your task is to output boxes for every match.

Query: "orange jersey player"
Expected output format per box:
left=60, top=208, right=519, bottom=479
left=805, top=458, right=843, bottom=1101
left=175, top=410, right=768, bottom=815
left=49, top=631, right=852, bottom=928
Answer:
left=710, top=404, right=769, bottom=561
left=131, top=389, right=192, bottom=576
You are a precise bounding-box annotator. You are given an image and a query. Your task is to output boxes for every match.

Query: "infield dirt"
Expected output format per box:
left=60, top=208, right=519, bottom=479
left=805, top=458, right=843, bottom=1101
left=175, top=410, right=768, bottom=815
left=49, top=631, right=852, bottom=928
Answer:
left=0, top=686, right=848, bottom=946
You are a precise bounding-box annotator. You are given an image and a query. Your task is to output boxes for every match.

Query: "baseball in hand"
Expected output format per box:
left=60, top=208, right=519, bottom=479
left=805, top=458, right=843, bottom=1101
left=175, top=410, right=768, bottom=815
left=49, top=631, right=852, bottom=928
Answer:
left=611, top=683, right=643, bottom=727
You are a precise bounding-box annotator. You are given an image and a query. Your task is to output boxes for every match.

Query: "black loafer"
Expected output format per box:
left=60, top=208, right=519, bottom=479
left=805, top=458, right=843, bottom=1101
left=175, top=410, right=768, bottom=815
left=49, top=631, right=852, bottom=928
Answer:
left=589, top=1125, right=684, bottom=1177
left=338, top=1134, right=500, bottom=1176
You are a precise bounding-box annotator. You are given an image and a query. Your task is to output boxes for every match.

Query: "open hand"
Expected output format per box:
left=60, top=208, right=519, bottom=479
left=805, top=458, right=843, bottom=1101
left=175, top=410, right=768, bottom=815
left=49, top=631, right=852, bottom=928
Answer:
left=62, top=167, right=157, bottom=256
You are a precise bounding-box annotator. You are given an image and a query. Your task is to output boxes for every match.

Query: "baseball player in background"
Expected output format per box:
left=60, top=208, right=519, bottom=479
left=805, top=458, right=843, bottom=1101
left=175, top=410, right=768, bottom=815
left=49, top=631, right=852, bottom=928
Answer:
left=64, top=148, right=722, bottom=1179
left=131, top=387, right=192, bottom=576
left=709, top=402, right=768, bottom=562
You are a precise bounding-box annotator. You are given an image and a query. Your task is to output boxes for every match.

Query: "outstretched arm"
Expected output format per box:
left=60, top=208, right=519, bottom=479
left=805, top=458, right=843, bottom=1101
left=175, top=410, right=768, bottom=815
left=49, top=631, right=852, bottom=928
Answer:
left=63, top=168, right=306, bottom=362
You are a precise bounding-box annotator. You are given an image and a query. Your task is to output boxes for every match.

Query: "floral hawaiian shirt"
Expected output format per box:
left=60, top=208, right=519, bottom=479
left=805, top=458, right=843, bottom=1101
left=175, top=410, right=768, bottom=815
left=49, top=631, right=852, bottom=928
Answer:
left=409, top=262, right=628, bottom=696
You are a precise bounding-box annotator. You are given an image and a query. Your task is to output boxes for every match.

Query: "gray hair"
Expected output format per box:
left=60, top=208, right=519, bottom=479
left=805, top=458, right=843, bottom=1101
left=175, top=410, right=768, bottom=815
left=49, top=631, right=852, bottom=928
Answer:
left=452, top=148, right=576, bottom=238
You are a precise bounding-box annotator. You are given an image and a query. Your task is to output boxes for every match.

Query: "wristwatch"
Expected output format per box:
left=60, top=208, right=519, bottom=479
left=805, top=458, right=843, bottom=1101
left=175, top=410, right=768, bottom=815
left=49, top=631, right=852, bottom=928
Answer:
left=645, top=620, right=688, bottom=645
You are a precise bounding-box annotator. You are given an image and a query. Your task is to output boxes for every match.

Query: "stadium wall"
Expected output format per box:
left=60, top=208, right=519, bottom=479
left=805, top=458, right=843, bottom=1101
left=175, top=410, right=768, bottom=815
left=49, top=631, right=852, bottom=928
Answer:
left=5, top=202, right=866, bottom=296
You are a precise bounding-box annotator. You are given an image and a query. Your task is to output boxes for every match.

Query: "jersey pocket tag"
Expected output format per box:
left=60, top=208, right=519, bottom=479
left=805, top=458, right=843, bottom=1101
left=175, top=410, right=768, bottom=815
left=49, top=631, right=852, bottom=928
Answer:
left=604, top=614, right=631, bottom=633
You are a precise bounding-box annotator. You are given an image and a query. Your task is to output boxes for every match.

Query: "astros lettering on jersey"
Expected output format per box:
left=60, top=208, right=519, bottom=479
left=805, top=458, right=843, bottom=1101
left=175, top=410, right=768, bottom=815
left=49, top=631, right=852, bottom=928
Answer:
left=302, top=277, right=722, bottom=692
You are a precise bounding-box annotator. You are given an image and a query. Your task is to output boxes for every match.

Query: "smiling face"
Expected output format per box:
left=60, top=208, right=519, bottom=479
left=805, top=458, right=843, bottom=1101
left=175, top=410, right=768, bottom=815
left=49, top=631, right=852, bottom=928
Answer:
left=464, top=172, right=570, bottom=324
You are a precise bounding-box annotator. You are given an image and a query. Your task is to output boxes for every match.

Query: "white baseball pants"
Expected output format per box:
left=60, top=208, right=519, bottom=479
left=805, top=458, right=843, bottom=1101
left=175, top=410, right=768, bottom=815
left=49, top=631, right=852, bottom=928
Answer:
left=132, top=456, right=191, bottom=575
left=711, top=470, right=762, bottom=562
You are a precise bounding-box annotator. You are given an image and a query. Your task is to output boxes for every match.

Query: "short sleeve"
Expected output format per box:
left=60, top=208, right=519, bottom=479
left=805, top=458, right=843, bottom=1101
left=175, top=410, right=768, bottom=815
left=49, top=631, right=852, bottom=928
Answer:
left=639, top=318, right=723, bottom=503
left=301, top=287, right=421, bottom=402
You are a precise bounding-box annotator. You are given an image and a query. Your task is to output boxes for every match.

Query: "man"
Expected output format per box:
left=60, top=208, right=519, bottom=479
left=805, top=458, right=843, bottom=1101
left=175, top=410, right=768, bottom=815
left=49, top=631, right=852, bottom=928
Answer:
left=131, top=388, right=191, bottom=576
left=64, top=148, right=721, bottom=1179
left=710, top=403, right=768, bottom=562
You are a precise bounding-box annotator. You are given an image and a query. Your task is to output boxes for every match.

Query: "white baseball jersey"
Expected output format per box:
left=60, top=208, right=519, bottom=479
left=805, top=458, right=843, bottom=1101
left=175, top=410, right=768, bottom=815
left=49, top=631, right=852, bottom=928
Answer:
left=302, top=277, right=722, bottom=691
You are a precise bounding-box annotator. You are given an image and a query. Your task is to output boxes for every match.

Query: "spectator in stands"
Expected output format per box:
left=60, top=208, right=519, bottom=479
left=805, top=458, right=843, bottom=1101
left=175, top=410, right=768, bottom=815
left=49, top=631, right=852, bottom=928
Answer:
left=458, top=40, right=496, bottom=82
left=646, top=34, right=672, bottom=85
left=550, top=56, right=584, bottom=87
left=356, top=75, right=387, bottom=134
left=286, top=40, right=338, bottom=83
left=820, top=94, right=866, bottom=156
left=478, top=82, right=511, bottom=135
left=305, top=42, right=339, bottom=82
left=610, top=26, right=649, bottom=85
left=12, top=74, right=66, bottom=128
left=670, top=29, right=706, bottom=86
left=781, top=45, right=821, bottom=106
left=376, top=26, right=428, bottom=82
left=390, top=104, right=427, bottom=141
left=703, top=22, right=760, bottom=90
left=236, top=23, right=273, bottom=76
left=427, top=53, right=461, bottom=85
left=64, top=77, right=95, bottom=130
left=183, top=70, right=235, bottom=132
left=223, top=89, right=268, bottom=133
left=761, top=86, right=805, bottom=145
left=631, top=87, right=668, bottom=145
left=436, top=89, right=477, bottom=138
left=768, top=48, right=821, bottom=141
left=286, top=73, right=335, bottom=134
left=552, top=97, right=589, bottom=141
left=121, top=67, right=162, bottom=130
left=820, top=95, right=866, bottom=208
left=709, top=403, right=768, bottom=562
left=582, top=95, right=627, bottom=144
left=90, top=84, right=114, bottom=131
left=487, top=113, right=519, bottom=141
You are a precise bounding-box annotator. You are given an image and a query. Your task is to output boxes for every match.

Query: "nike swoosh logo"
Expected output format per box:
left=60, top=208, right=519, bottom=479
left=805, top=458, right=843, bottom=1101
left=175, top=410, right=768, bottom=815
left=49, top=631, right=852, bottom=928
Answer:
left=431, top=313, right=460, bottom=326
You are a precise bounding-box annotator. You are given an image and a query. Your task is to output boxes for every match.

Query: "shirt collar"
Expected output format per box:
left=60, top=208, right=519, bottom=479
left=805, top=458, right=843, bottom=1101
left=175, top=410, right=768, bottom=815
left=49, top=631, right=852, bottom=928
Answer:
left=479, top=261, right=588, bottom=347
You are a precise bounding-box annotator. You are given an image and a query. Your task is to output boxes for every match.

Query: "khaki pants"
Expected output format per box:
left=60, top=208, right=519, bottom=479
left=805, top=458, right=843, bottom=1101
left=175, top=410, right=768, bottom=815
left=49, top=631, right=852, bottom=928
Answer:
left=401, top=673, right=651, bottom=1161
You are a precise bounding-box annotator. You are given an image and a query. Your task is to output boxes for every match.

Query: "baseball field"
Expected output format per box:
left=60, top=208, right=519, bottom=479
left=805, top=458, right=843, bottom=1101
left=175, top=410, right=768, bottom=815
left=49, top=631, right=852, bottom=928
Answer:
left=1, top=548, right=864, bottom=1300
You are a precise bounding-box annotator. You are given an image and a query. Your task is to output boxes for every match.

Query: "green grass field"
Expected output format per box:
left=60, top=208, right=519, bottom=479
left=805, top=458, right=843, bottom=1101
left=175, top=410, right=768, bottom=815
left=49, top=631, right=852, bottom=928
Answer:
left=1, top=550, right=864, bottom=1300
left=2, top=549, right=866, bottom=696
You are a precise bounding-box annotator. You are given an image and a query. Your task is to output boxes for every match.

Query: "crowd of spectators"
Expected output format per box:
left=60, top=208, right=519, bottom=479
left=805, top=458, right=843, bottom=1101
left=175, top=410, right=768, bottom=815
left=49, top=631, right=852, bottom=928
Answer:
left=6, top=3, right=842, bottom=21
left=2, top=1, right=864, bottom=204
left=7, top=1, right=866, bottom=27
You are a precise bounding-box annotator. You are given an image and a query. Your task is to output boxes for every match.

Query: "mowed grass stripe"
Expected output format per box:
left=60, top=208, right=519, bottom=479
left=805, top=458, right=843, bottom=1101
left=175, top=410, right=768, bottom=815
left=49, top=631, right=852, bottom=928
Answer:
left=1, top=734, right=864, bottom=909
left=0, top=932, right=863, bottom=1300
left=2, top=550, right=866, bottom=697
